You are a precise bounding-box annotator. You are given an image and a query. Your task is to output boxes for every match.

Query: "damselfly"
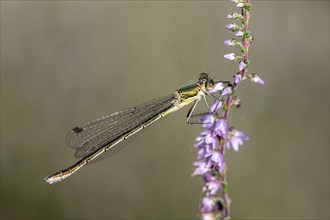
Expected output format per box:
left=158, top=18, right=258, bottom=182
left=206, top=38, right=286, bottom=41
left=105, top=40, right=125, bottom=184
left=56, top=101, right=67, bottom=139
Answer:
left=44, top=73, right=228, bottom=185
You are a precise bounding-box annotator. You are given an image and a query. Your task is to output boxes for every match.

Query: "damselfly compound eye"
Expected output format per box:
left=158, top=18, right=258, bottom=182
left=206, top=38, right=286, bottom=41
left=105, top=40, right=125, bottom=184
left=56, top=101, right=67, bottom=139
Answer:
left=206, top=79, right=215, bottom=90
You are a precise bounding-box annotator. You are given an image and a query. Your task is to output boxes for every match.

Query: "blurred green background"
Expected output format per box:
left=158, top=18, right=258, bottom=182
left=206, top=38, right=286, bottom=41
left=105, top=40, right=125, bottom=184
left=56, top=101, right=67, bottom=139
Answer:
left=1, top=1, right=329, bottom=219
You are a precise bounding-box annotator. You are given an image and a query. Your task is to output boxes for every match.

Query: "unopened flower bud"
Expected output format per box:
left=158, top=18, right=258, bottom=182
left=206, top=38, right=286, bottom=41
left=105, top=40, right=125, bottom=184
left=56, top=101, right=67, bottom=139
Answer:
left=235, top=30, right=244, bottom=37
left=239, top=61, right=247, bottom=71
left=223, top=53, right=236, bottom=61
left=236, top=2, right=245, bottom=8
left=224, top=39, right=235, bottom=46
left=230, top=0, right=243, bottom=3
left=234, top=73, right=242, bottom=84
left=249, top=73, right=265, bottom=85
left=225, top=23, right=240, bottom=32
left=227, top=12, right=242, bottom=20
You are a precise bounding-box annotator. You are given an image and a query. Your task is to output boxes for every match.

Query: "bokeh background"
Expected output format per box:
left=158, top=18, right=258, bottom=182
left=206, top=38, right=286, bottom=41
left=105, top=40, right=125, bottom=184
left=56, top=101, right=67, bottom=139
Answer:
left=1, top=1, right=329, bottom=219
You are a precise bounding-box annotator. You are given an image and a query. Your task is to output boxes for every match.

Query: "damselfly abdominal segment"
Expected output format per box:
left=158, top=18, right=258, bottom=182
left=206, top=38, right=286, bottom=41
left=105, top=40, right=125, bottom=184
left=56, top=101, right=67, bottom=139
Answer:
left=44, top=73, right=229, bottom=185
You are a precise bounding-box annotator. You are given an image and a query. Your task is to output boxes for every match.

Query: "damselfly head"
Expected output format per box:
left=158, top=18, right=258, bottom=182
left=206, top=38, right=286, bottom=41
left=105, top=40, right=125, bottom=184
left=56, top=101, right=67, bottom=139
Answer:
left=199, top=72, right=209, bottom=81
left=198, top=73, right=215, bottom=91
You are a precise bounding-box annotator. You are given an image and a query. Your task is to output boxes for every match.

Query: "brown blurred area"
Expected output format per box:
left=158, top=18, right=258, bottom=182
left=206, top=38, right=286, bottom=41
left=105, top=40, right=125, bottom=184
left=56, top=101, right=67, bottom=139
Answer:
left=1, top=1, right=329, bottom=219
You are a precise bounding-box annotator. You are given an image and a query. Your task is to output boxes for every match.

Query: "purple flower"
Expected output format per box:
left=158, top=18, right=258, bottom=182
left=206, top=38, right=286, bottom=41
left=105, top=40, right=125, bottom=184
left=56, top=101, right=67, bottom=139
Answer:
left=211, top=151, right=225, bottom=173
left=208, top=81, right=227, bottom=94
left=194, top=129, right=218, bottom=161
left=203, top=180, right=221, bottom=196
left=211, top=151, right=224, bottom=166
left=224, top=39, right=235, bottom=46
left=226, top=129, right=249, bottom=151
left=199, top=114, right=216, bottom=129
left=197, top=147, right=212, bottom=160
left=203, top=172, right=216, bottom=182
left=213, top=118, right=228, bottom=137
left=193, top=161, right=212, bottom=176
left=200, top=197, right=215, bottom=212
left=239, top=61, right=247, bottom=71
left=221, top=86, right=232, bottom=96
left=195, top=130, right=217, bottom=148
left=234, top=73, right=242, bottom=84
left=225, top=23, right=239, bottom=31
left=210, top=100, right=222, bottom=113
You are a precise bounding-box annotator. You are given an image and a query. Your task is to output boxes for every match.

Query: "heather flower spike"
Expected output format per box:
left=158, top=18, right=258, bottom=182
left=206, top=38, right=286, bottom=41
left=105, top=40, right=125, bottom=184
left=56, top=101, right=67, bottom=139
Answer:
left=194, top=0, right=263, bottom=219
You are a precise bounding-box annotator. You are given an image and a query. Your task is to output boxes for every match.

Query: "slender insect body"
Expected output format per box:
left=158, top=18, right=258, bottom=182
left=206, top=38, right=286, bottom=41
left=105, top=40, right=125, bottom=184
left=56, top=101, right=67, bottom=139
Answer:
left=44, top=73, right=223, bottom=185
